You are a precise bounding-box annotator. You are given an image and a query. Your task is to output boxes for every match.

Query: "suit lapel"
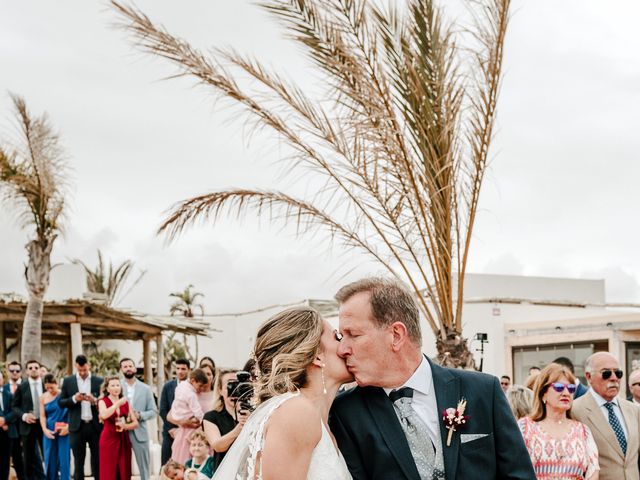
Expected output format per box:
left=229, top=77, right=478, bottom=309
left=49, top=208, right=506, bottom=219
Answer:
left=430, top=359, right=460, bottom=480
left=364, top=387, right=420, bottom=480
left=581, top=394, right=624, bottom=459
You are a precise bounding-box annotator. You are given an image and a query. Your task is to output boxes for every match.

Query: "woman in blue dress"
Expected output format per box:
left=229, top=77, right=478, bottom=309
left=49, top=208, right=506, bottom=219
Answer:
left=39, top=373, right=71, bottom=480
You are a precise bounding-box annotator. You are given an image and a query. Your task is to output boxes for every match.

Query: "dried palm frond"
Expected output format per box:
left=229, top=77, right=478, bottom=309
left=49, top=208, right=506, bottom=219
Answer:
left=112, top=0, right=511, bottom=367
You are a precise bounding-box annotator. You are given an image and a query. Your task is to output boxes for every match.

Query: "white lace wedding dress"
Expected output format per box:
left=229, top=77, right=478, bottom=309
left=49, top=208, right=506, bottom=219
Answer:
left=212, top=392, right=352, bottom=480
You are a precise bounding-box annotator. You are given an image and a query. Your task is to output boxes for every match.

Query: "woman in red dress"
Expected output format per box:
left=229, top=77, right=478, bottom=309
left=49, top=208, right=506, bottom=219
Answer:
left=98, top=376, right=139, bottom=480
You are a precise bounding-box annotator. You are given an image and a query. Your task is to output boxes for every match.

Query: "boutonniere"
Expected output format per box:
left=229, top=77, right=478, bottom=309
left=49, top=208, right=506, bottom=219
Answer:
left=442, top=398, right=469, bottom=446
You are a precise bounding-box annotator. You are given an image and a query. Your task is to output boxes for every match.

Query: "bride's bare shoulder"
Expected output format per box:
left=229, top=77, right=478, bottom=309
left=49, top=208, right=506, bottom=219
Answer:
left=264, top=394, right=322, bottom=443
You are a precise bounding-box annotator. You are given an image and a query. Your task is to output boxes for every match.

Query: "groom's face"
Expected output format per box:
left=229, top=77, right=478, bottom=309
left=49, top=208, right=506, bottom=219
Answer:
left=338, top=291, right=393, bottom=387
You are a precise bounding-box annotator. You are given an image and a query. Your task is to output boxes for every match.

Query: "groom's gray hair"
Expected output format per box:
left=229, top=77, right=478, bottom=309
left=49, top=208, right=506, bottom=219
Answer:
left=335, top=277, right=422, bottom=346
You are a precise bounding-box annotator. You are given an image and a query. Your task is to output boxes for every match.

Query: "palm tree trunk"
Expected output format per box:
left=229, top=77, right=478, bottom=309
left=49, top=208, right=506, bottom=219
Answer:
left=21, top=238, right=53, bottom=364
left=435, top=327, right=476, bottom=370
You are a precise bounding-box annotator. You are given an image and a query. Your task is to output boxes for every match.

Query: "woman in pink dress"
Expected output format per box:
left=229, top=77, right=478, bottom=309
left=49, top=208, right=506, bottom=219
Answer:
left=198, top=364, right=216, bottom=414
left=518, top=363, right=599, bottom=479
left=169, top=368, right=208, bottom=463
left=98, top=376, right=139, bottom=480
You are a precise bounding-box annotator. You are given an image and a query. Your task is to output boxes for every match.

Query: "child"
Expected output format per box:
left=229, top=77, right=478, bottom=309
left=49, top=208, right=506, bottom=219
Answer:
left=161, top=460, right=185, bottom=480
left=170, top=369, right=208, bottom=463
left=185, top=430, right=215, bottom=479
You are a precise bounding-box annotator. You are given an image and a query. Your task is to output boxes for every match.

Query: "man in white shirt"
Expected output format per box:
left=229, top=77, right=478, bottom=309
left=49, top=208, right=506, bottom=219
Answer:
left=11, top=360, right=44, bottom=480
left=330, top=277, right=535, bottom=479
left=59, top=355, right=103, bottom=480
left=2, top=361, right=24, bottom=480
left=573, top=352, right=640, bottom=480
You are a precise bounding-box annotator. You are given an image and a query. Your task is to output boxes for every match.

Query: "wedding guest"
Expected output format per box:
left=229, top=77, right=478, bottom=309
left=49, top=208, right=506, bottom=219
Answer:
left=519, top=363, right=599, bottom=479
left=198, top=357, right=216, bottom=372
left=98, top=376, right=138, bottom=480
left=507, top=384, right=533, bottom=420
left=198, top=365, right=216, bottom=415
left=1, top=370, right=10, bottom=480
left=39, top=366, right=48, bottom=378
left=39, top=374, right=70, bottom=480
left=169, top=369, right=207, bottom=463
left=554, top=356, right=589, bottom=398
left=202, top=370, right=247, bottom=468
left=184, top=430, right=215, bottom=478
left=59, top=355, right=102, bottom=480
left=2, top=361, right=24, bottom=480
left=627, top=369, right=640, bottom=405
left=573, top=352, right=640, bottom=480
left=120, top=358, right=157, bottom=480
left=160, top=460, right=185, bottom=480
left=500, top=375, right=511, bottom=393
left=160, top=358, right=190, bottom=464
left=11, top=359, right=45, bottom=480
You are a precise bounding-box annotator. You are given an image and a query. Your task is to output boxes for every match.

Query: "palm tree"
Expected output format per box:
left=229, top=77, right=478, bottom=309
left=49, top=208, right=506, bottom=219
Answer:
left=113, top=0, right=511, bottom=368
left=0, top=94, right=70, bottom=364
left=169, top=284, right=204, bottom=361
left=72, top=249, right=146, bottom=306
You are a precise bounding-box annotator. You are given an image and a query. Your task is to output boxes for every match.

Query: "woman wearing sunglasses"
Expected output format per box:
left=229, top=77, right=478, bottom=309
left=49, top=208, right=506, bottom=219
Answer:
left=518, top=363, right=599, bottom=479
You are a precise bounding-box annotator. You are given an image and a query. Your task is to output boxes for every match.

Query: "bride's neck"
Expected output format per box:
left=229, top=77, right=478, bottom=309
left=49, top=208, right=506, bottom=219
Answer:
left=299, top=377, right=340, bottom=422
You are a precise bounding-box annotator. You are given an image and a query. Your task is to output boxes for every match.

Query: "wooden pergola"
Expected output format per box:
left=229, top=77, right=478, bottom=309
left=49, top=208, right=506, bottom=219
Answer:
left=0, top=299, right=209, bottom=395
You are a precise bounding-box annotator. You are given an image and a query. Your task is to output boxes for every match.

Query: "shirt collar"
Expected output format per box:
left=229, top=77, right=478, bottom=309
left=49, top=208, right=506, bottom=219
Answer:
left=28, top=377, right=41, bottom=385
left=589, top=386, right=620, bottom=408
left=76, top=373, right=91, bottom=382
left=384, top=355, right=432, bottom=397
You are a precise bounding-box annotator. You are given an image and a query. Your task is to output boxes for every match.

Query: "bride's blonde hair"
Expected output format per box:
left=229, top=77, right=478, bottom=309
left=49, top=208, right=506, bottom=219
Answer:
left=253, top=307, right=324, bottom=404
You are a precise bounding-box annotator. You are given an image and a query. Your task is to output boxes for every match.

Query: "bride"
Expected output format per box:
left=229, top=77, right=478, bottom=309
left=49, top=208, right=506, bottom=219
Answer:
left=213, top=307, right=353, bottom=479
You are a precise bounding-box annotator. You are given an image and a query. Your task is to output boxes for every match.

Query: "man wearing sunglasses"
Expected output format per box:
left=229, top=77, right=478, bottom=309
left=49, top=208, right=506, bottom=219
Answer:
left=2, top=362, right=24, bottom=480
left=573, top=352, right=640, bottom=480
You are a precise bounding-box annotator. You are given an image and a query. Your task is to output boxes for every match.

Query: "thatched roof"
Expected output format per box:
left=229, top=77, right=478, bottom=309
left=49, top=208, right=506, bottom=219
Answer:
left=0, top=299, right=209, bottom=341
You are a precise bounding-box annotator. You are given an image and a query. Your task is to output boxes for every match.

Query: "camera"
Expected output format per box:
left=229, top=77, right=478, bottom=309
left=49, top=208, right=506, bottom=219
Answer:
left=226, top=370, right=254, bottom=413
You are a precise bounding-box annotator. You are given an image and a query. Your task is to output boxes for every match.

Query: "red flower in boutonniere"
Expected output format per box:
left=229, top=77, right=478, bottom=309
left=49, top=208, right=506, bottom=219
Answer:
left=442, top=398, right=469, bottom=446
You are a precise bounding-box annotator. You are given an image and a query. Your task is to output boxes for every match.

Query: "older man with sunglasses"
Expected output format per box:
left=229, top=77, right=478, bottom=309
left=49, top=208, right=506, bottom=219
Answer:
left=573, top=352, right=640, bottom=480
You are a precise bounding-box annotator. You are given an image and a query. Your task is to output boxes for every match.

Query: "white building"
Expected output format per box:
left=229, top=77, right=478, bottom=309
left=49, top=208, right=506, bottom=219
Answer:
left=18, top=265, right=640, bottom=396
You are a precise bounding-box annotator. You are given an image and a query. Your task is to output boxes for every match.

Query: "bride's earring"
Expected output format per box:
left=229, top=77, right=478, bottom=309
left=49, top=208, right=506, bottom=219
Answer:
left=321, top=363, right=327, bottom=395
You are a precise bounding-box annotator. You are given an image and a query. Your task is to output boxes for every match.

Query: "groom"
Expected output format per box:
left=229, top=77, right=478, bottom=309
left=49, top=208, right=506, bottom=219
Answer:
left=329, top=278, right=535, bottom=479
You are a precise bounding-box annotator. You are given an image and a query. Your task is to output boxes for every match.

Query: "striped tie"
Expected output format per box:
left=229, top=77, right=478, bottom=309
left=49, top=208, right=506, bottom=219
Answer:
left=604, top=402, right=627, bottom=455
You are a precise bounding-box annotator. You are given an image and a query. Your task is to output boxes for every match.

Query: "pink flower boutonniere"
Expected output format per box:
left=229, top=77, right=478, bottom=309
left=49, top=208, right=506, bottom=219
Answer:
left=442, top=398, right=469, bottom=446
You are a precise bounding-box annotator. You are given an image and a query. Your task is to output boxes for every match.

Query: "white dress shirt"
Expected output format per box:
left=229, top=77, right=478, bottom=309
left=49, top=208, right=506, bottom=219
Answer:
left=75, top=373, right=93, bottom=421
left=23, top=378, right=43, bottom=421
left=384, top=356, right=440, bottom=445
left=589, top=387, right=628, bottom=438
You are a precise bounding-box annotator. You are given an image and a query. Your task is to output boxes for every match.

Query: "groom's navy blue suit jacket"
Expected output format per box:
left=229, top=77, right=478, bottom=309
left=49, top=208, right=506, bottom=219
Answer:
left=329, top=358, right=535, bottom=480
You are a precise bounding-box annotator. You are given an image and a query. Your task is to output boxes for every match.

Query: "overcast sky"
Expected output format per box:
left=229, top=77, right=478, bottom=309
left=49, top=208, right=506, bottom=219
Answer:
left=1, top=0, right=639, bottom=316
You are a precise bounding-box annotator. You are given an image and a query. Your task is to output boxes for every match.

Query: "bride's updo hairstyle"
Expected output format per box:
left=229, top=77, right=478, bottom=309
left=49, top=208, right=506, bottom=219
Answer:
left=253, top=307, right=324, bottom=404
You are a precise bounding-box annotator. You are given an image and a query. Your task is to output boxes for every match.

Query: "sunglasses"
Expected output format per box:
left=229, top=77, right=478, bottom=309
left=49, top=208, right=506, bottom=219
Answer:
left=601, top=369, right=623, bottom=380
left=549, top=382, right=577, bottom=394
left=9, top=369, right=21, bottom=373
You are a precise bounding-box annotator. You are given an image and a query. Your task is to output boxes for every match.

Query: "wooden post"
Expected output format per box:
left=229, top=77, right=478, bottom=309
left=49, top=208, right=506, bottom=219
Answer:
left=156, top=333, right=165, bottom=438
left=70, top=323, right=83, bottom=364
left=143, top=337, right=152, bottom=385
left=0, top=323, right=6, bottom=362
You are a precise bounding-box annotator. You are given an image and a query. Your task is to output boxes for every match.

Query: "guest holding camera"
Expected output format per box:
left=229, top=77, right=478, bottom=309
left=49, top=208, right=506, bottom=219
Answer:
left=59, top=355, right=102, bottom=480
left=202, top=370, right=250, bottom=468
left=98, top=376, right=138, bottom=480
left=518, top=363, right=599, bottom=480
left=39, top=374, right=70, bottom=480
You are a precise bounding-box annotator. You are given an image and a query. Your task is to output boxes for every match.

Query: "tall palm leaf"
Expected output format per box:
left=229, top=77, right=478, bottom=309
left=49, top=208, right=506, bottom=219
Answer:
left=113, top=0, right=511, bottom=368
left=72, top=249, right=146, bottom=306
left=0, top=94, right=70, bottom=364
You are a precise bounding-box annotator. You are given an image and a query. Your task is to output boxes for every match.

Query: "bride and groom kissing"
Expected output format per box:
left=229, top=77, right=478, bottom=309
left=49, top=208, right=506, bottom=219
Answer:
left=214, top=277, right=536, bottom=479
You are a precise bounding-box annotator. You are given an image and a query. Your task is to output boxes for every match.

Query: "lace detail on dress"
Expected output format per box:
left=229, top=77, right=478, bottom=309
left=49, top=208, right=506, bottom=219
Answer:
left=213, top=392, right=351, bottom=480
